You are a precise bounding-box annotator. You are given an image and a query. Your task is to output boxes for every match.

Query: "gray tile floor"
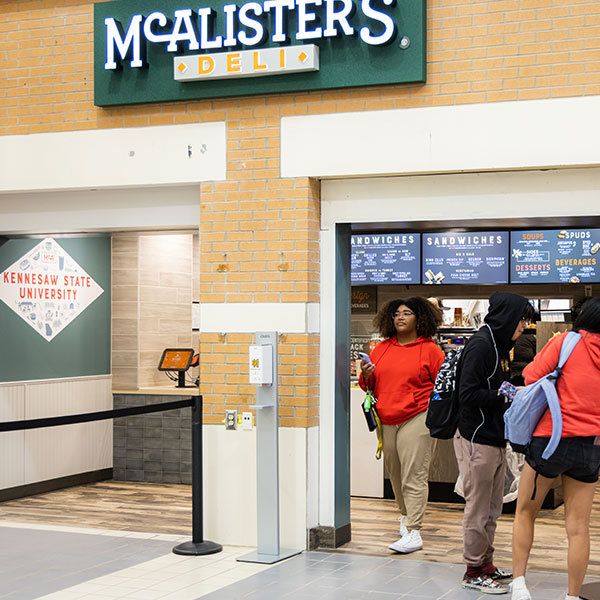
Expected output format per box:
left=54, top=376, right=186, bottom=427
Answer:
left=0, top=526, right=177, bottom=600
left=202, top=551, right=574, bottom=600
left=0, top=523, right=593, bottom=600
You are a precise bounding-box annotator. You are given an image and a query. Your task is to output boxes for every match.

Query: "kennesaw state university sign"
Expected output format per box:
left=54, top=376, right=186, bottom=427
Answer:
left=93, top=0, right=425, bottom=106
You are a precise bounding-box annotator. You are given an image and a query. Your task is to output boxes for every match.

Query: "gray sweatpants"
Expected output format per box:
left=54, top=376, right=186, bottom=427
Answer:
left=453, top=433, right=506, bottom=567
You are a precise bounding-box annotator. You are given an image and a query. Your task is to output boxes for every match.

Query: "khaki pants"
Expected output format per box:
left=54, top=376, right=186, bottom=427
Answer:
left=381, top=410, right=435, bottom=531
left=453, top=433, right=506, bottom=567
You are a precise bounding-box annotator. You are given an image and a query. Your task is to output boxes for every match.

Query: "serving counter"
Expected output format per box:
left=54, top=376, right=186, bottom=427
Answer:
left=350, top=387, right=562, bottom=509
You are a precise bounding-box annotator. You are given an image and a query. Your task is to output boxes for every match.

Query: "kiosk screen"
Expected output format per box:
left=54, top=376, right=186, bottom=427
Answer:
left=158, top=348, right=194, bottom=371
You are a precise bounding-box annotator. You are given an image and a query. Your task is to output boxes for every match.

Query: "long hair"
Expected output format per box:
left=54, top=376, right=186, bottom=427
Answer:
left=373, top=297, right=443, bottom=340
left=574, top=297, right=600, bottom=334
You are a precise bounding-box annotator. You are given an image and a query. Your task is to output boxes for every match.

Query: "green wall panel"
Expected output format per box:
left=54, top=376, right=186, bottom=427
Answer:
left=334, top=223, right=352, bottom=530
left=0, top=237, right=111, bottom=382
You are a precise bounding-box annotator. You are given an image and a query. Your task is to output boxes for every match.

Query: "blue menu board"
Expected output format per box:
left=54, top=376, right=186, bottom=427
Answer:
left=422, top=232, right=509, bottom=284
left=351, top=233, right=420, bottom=285
left=510, top=229, right=600, bottom=283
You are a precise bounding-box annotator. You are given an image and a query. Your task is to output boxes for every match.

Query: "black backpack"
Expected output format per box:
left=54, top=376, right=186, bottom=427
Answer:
left=425, top=345, right=467, bottom=439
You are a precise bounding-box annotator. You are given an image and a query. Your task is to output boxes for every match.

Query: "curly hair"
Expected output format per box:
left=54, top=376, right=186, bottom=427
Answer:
left=373, top=297, right=443, bottom=340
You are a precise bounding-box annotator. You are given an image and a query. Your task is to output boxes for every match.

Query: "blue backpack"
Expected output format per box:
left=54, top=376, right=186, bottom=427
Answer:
left=504, top=331, right=581, bottom=459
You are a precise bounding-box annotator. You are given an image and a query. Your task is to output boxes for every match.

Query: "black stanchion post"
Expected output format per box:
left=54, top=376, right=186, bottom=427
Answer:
left=173, top=395, right=222, bottom=556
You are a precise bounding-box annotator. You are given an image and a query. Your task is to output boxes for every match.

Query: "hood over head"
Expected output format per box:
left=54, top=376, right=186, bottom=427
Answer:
left=389, top=335, right=436, bottom=348
left=581, top=331, right=600, bottom=370
left=484, top=292, right=530, bottom=351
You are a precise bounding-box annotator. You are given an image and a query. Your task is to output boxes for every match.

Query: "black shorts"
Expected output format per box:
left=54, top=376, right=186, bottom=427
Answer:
left=526, top=436, right=600, bottom=483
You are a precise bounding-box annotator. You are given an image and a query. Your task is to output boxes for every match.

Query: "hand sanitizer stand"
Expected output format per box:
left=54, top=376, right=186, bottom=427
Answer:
left=237, top=331, right=302, bottom=564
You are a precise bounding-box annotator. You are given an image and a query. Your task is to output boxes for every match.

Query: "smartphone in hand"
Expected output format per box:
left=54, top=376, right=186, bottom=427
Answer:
left=499, top=380, right=518, bottom=402
left=357, top=352, right=372, bottom=364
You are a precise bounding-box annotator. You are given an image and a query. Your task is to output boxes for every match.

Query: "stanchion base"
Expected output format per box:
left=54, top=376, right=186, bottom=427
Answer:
left=172, top=540, right=223, bottom=556
left=580, top=582, right=600, bottom=600
left=236, top=548, right=302, bottom=564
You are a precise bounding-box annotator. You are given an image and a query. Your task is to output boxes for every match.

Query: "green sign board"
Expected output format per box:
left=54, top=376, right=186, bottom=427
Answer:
left=94, top=0, right=426, bottom=106
left=0, top=237, right=111, bottom=382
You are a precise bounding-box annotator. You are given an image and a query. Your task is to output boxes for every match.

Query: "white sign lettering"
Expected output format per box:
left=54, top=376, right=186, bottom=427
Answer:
left=104, top=0, right=398, bottom=71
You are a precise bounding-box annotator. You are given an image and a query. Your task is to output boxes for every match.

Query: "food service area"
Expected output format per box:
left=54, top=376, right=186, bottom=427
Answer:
left=3, top=0, right=600, bottom=596
left=349, top=226, right=599, bottom=508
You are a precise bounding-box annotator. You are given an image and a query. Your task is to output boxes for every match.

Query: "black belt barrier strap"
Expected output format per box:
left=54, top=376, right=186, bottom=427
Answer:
left=0, top=398, right=194, bottom=432
left=0, top=394, right=223, bottom=556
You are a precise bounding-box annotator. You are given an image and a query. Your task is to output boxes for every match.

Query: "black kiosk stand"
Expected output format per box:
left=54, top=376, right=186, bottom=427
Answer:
left=158, top=348, right=198, bottom=388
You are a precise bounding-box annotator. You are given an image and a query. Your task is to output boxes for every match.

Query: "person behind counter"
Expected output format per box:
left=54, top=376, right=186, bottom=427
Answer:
left=511, top=297, right=600, bottom=600
left=510, top=324, right=537, bottom=387
left=427, top=296, right=452, bottom=353
left=359, top=297, right=444, bottom=554
left=455, top=292, right=535, bottom=595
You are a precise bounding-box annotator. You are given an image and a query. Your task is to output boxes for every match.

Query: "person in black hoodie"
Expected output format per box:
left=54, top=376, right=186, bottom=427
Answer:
left=455, top=292, right=535, bottom=595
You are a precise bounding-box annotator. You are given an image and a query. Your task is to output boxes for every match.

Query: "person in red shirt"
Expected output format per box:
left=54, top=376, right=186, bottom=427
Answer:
left=511, top=297, right=600, bottom=600
left=359, top=297, right=444, bottom=554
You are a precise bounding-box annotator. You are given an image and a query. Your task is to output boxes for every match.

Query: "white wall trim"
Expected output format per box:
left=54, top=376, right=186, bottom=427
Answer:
left=0, top=374, right=112, bottom=387
left=199, top=302, right=320, bottom=333
left=0, top=122, right=226, bottom=193
left=321, top=168, right=600, bottom=227
left=0, top=186, right=201, bottom=235
left=203, top=424, right=308, bottom=549
left=282, top=96, right=600, bottom=179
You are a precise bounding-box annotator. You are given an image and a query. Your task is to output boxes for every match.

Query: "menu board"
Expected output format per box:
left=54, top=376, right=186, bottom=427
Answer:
left=422, top=231, right=509, bottom=284
left=351, top=233, right=420, bottom=285
left=511, top=229, right=600, bottom=283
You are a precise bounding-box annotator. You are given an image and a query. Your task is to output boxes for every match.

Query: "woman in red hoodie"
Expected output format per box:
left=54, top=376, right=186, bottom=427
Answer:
left=511, top=297, right=600, bottom=600
left=359, top=297, right=444, bottom=554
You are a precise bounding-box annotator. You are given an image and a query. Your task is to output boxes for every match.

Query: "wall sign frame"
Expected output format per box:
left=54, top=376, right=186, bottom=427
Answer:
left=94, top=0, right=426, bottom=106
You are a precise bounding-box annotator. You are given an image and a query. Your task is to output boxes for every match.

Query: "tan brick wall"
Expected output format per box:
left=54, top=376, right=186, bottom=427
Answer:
left=3, top=0, right=599, bottom=426
left=2, top=1, right=599, bottom=134
left=199, top=332, right=319, bottom=426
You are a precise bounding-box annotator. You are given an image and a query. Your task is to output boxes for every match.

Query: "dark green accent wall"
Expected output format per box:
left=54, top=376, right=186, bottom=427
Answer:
left=334, top=223, right=351, bottom=530
left=0, top=237, right=111, bottom=382
left=94, top=0, right=426, bottom=106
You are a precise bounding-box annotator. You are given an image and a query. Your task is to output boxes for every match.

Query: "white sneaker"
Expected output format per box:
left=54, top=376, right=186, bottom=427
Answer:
left=510, top=579, right=531, bottom=600
left=388, top=529, right=423, bottom=553
left=398, top=515, right=408, bottom=537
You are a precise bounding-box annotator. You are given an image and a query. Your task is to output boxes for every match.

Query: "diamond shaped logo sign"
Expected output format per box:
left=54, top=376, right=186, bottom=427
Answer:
left=0, top=238, right=104, bottom=342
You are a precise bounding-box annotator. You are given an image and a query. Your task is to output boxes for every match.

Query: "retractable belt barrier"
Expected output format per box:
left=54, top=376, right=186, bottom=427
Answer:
left=0, top=394, right=222, bottom=556
left=0, top=399, right=193, bottom=432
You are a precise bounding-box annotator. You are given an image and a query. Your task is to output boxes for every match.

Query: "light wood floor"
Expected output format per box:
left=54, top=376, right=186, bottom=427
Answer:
left=0, top=481, right=193, bottom=535
left=1, top=480, right=599, bottom=577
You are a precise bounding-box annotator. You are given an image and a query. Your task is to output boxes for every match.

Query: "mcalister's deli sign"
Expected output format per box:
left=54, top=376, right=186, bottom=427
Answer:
left=94, top=0, right=425, bottom=106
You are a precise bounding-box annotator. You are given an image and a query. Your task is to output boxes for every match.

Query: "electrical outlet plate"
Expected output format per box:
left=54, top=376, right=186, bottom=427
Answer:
left=225, top=409, right=237, bottom=430
left=242, top=412, right=253, bottom=430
